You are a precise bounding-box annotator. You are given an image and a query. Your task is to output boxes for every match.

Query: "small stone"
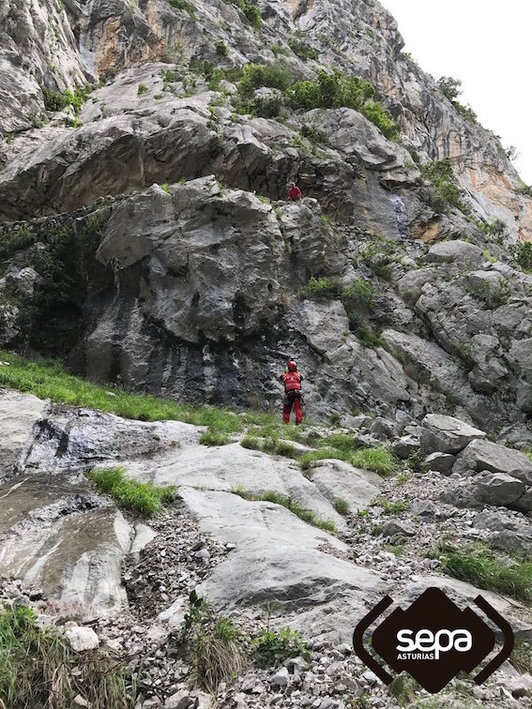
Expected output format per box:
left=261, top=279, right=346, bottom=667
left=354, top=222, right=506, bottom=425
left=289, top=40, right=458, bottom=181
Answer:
left=362, top=670, right=378, bottom=685
left=271, top=667, right=290, bottom=687
left=65, top=626, right=99, bottom=652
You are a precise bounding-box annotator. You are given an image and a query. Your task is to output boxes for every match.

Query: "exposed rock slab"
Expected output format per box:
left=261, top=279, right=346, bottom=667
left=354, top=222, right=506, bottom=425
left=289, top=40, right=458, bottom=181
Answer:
left=0, top=389, right=48, bottom=478
left=183, top=488, right=388, bottom=643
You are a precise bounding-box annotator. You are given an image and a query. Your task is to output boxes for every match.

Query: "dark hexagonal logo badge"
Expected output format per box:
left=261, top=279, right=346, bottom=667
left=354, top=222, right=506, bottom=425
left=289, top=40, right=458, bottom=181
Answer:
left=353, top=587, right=514, bottom=694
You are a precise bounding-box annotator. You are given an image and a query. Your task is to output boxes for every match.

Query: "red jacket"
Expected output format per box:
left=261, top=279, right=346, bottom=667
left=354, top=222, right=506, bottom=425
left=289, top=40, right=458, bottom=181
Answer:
left=280, top=371, right=303, bottom=392
left=288, top=185, right=302, bottom=201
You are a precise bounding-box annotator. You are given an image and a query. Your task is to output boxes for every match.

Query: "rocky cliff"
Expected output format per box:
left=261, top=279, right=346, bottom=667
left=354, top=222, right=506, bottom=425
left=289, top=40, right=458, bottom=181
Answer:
left=0, top=1, right=532, bottom=706
left=0, top=0, right=531, bottom=445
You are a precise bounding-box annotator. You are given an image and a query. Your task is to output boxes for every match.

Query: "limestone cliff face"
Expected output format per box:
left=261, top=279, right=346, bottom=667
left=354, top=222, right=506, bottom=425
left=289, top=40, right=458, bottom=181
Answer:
left=0, top=0, right=531, bottom=442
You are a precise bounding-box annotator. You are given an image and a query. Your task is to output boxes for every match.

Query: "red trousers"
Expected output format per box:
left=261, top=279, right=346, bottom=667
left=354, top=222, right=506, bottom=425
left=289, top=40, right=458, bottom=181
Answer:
left=283, top=392, right=303, bottom=424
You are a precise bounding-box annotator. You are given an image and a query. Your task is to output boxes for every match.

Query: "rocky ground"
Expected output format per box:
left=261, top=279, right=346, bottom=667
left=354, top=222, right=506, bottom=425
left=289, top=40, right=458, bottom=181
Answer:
left=1, top=388, right=531, bottom=707
left=1, top=0, right=532, bottom=706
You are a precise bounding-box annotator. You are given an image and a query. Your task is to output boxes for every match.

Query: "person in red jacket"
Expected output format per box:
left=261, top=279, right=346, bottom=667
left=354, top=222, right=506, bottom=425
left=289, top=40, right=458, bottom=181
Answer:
left=288, top=181, right=302, bottom=201
left=279, top=360, right=304, bottom=425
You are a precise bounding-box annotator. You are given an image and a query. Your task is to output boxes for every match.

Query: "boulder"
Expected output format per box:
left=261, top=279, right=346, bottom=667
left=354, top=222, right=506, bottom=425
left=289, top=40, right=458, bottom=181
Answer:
left=420, top=414, right=486, bottom=455
left=381, top=520, right=416, bottom=540
left=453, top=439, right=532, bottom=485
left=422, top=452, right=456, bottom=474
left=424, top=240, right=484, bottom=266
left=471, top=472, right=526, bottom=506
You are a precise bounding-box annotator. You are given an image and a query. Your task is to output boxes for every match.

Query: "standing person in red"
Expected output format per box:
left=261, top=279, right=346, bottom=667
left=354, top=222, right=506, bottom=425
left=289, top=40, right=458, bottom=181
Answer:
left=279, top=360, right=304, bottom=425
left=288, top=181, right=302, bottom=201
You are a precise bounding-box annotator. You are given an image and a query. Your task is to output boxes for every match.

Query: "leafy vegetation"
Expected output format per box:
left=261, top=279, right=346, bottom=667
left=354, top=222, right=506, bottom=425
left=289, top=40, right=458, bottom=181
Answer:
left=167, top=0, right=196, bottom=18
left=0, top=217, right=107, bottom=354
left=379, top=499, right=410, bottom=515
left=301, top=123, right=329, bottom=146
left=437, top=76, right=478, bottom=123
left=254, top=627, right=308, bottom=667
left=421, top=158, right=470, bottom=214
left=0, top=604, right=136, bottom=708
left=511, top=241, right=532, bottom=273
left=88, top=467, right=176, bottom=517
left=290, top=71, right=398, bottom=139
left=239, top=63, right=292, bottom=97
left=225, top=0, right=262, bottom=29
left=288, top=37, right=318, bottom=61
left=434, top=543, right=532, bottom=602
left=178, top=591, right=247, bottom=692
left=42, top=85, right=92, bottom=114
left=137, top=83, right=149, bottom=95
left=215, top=40, right=229, bottom=57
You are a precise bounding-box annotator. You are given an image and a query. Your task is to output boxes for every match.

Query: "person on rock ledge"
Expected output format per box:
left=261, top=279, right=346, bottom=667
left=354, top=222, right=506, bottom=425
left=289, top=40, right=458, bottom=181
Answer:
left=288, top=181, right=302, bottom=201
left=279, top=359, right=304, bottom=425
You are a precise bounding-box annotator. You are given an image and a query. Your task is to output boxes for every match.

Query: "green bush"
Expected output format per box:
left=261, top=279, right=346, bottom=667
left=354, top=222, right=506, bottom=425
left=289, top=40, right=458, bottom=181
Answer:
left=305, top=276, right=343, bottom=299
left=0, top=605, right=135, bottom=708
left=42, top=86, right=92, bottom=113
left=288, top=38, right=318, bottom=61
left=438, top=76, right=478, bottom=124
left=360, top=100, right=398, bottom=140
left=301, top=123, right=329, bottom=145
left=215, top=40, right=229, bottom=57
left=341, top=277, right=375, bottom=308
left=226, top=0, right=261, bottom=29
left=168, top=0, right=196, bottom=18
left=289, top=71, right=398, bottom=139
left=513, top=241, right=532, bottom=272
left=254, top=627, right=308, bottom=667
left=421, top=159, right=470, bottom=214
left=137, top=83, right=148, bottom=95
left=87, top=467, right=176, bottom=517
left=239, top=63, right=292, bottom=97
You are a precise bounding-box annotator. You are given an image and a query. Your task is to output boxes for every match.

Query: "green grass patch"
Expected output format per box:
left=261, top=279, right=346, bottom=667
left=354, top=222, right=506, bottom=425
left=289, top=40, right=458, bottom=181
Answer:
left=88, top=467, right=176, bottom=517
left=0, top=351, right=250, bottom=432
left=299, top=445, right=397, bottom=476
left=199, top=429, right=232, bottom=446
left=437, top=543, right=532, bottom=603
left=231, top=488, right=336, bottom=532
left=510, top=639, right=532, bottom=674
left=0, top=604, right=136, bottom=708
left=376, top=499, right=410, bottom=515
left=333, top=498, right=350, bottom=516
